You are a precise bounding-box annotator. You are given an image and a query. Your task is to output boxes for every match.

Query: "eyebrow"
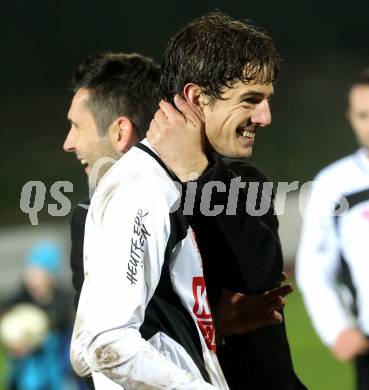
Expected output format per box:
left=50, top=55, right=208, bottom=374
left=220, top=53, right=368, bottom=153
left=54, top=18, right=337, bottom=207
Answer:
left=239, top=90, right=274, bottom=100
left=68, top=117, right=79, bottom=128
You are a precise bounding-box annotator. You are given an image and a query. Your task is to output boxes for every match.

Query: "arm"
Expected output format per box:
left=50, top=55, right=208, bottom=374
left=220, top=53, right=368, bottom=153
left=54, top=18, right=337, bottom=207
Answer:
left=70, top=184, right=215, bottom=389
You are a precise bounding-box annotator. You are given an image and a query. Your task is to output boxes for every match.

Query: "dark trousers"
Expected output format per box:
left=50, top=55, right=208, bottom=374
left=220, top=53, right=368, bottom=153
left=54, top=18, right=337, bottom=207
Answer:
left=356, top=352, right=369, bottom=390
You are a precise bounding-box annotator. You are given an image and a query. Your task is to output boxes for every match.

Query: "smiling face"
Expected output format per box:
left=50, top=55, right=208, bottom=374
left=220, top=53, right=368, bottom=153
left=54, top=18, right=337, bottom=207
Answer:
left=201, top=80, right=273, bottom=158
left=348, top=85, right=369, bottom=150
left=63, top=88, right=120, bottom=177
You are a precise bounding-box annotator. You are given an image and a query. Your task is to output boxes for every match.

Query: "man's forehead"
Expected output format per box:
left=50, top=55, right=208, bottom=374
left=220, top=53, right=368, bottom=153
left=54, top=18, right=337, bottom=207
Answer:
left=73, top=87, right=91, bottom=105
left=349, top=85, right=369, bottom=109
left=68, top=88, right=91, bottom=119
left=350, top=85, right=369, bottom=99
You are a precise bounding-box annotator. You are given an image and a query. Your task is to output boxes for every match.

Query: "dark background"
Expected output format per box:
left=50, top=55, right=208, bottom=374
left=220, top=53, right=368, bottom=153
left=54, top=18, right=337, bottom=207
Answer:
left=2, top=0, right=369, bottom=226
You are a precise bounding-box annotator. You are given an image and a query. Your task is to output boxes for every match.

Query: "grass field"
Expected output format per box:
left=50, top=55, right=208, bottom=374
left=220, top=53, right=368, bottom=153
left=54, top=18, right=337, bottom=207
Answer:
left=0, top=345, right=6, bottom=390
left=285, top=282, right=355, bottom=389
left=0, top=283, right=355, bottom=390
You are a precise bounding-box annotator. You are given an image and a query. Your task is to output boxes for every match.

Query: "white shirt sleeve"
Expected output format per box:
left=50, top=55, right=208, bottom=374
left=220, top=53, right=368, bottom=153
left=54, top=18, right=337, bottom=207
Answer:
left=296, top=178, right=354, bottom=346
left=70, top=182, right=216, bottom=389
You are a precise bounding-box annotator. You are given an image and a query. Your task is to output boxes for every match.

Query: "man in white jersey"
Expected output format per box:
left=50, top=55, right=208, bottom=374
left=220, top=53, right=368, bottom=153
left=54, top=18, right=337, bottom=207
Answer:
left=297, top=68, right=369, bottom=390
left=64, top=52, right=161, bottom=389
left=66, top=50, right=226, bottom=388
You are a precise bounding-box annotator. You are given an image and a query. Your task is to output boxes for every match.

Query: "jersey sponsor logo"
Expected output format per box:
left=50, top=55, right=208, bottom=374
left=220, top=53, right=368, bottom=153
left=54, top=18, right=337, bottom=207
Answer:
left=126, top=209, right=151, bottom=285
left=192, top=276, right=216, bottom=352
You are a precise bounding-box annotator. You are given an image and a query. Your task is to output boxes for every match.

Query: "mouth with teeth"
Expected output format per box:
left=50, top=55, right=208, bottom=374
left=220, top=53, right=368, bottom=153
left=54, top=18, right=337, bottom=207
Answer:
left=237, top=128, right=256, bottom=145
left=241, top=130, right=255, bottom=139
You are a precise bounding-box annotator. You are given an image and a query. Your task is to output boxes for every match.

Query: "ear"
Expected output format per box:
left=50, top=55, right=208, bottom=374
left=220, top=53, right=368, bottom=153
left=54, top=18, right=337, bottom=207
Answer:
left=183, top=83, right=207, bottom=122
left=109, top=117, right=138, bottom=154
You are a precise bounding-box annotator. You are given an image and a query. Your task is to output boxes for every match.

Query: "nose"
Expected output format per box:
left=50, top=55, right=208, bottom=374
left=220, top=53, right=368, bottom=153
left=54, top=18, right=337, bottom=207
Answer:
left=252, top=100, right=272, bottom=127
left=63, top=128, right=76, bottom=152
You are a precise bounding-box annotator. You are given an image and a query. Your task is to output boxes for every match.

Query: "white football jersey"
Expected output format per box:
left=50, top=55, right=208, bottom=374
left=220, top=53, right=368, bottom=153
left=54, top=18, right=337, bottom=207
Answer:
left=70, top=140, right=228, bottom=389
left=297, top=148, right=369, bottom=345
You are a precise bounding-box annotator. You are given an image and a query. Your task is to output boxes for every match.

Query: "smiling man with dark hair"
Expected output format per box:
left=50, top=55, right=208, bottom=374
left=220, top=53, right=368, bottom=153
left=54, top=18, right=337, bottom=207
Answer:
left=148, top=10, right=305, bottom=389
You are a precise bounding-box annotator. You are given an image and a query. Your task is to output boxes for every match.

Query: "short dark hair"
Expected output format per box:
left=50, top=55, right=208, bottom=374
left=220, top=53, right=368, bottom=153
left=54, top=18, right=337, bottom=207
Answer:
left=352, top=68, right=369, bottom=88
left=160, top=10, right=280, bottom=103
left=73, top=52, right=160, bottom=140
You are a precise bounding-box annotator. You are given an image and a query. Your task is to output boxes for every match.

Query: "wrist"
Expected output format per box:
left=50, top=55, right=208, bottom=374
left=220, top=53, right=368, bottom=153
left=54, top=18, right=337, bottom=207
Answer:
left=173, top=156, right=209, bottom=182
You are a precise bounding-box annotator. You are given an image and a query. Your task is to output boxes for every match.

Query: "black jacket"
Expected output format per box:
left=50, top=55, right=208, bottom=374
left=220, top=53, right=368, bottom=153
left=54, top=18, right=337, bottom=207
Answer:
left=191, top=155, right=306, bottom=389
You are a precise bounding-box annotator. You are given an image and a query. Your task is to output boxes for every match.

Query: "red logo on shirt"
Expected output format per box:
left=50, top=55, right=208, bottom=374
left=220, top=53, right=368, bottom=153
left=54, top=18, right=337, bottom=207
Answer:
left=192, top=276, right=216, bottom=352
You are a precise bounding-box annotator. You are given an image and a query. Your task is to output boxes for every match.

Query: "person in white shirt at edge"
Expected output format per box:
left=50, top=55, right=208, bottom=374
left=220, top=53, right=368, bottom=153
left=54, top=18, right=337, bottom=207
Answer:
left=296, top=68, right=369, bottom=390
left=66, top=12, right=295, bottom=390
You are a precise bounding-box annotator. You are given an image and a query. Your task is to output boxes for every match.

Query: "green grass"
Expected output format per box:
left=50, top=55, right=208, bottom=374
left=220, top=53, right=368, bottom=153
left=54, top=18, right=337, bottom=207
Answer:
left=285, top=283, right=355, bottom=389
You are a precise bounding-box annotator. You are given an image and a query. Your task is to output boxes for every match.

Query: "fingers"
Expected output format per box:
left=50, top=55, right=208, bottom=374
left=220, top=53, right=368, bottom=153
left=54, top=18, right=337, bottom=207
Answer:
left=152, top=97, right=203, bottom=138
left=266, top=284, right=293, bottom=304
left=147, top=118, right=159, bottom=135
left=279, top=283, right=294, bottom=296
left=158, top=100, right=180, bottom=120
left=219, top=308, right=284, bottom=336
left=173, top=94, right=203, bottom=126
left=216, top=289, right=243, bottom=320
left=157, top=99, right=195, bottom=129
left=154, top=108, right=168, bottom=123
left=148, top=108, right=170, bottom=144
left=269, top=296, right=287, bottom=311
left=146, top=119, right=159, bottom=144
left=269, top=310, right=283, bottom=323
left=218, top=289, right=243, bottom=307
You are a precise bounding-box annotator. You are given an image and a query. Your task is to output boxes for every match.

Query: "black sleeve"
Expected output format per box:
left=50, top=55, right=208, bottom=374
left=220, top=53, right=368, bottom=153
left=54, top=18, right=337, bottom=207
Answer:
left=70, top=200, right=89, bottom=310
left=70, top=200, right=96, bottom=390
left=192, top=155, right=307, bottom=389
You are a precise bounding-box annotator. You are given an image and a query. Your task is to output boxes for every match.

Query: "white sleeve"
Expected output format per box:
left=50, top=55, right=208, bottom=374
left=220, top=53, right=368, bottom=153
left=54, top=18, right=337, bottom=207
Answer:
left=71, top=183, right=216, bottom=390
left=296, top=178, right=354, bottom=346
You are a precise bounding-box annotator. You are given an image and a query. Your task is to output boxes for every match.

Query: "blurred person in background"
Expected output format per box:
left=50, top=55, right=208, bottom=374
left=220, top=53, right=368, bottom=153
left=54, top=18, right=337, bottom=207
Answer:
left=297, top=68, right=369, bottom=390
left=0, top=241, right=74, bottom=390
